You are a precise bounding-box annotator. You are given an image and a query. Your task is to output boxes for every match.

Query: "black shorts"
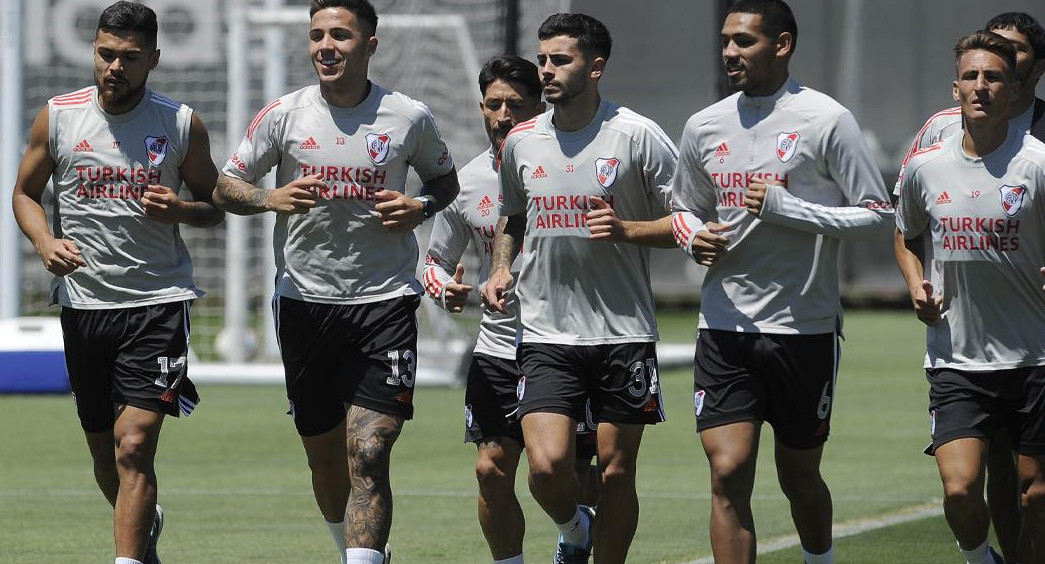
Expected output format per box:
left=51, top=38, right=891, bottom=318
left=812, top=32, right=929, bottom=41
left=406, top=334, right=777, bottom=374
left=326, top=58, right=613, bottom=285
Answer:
left=276, top=295, right=420, bottom=436
left=574, top=398, right=598, bottom=461
left=465, top=353, right=523, bottom=444
left=694, top=329, right=839, bottom=449
left=927, top=366, right=1045, bottom=455
left=61, top=301, right=200, bottom=433
left=517, top=342, right=665, bottom=426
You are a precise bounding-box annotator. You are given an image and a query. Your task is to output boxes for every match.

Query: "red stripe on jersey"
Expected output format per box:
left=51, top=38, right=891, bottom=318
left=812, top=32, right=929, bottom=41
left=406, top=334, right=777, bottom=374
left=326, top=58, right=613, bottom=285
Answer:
left=247, top=100, right=282, bottom=140
left=672, top=214, right=693, bottom=249
left=498, top=122, right=536, bottom=161
left=423, top=267, right=444, bottom=299
left=899, top=107, right=961, bottom=169
left=52, top=93, right=93, bottom=106
left=910, top=143, right=943, bottom=158
left=53, top=89, right=93, bottom=102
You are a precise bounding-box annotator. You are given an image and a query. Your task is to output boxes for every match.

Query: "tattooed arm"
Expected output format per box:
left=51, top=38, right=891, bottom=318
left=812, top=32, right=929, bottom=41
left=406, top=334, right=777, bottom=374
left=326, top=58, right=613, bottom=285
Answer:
left=213, top=173, right=324, bottom=216
left=480, top=214, right=524, bottom=314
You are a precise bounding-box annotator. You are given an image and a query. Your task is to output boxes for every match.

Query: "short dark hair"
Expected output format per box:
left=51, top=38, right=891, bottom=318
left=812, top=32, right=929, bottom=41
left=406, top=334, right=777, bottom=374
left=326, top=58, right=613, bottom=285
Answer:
left=954, top=30, right=1018, bottom=76
left=97, top=1, right=158, bottom=46
left=727, top=0, right=798, bottom=51
left=985, top=12, right=1045, bottom=62
left=537, top=13, right=612, bottom=61
left=478, top=56, right=541, bottom=99
left=309, top=0, right=378, bottom=37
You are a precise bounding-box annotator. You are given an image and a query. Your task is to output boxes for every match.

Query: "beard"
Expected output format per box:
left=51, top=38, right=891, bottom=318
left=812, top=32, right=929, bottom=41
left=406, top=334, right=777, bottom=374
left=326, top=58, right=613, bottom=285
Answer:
left=97, top=77, right=147, bottom=108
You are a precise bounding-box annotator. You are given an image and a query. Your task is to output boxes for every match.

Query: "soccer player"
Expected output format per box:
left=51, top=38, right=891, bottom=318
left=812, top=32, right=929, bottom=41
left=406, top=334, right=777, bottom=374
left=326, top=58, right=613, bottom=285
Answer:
left=893, top=14, right=1045, bottom=563
left=481, top=13, right=677, bottom=564
left=423, top=55, right=601, bottom=564
left=895, top=30, right=1045, bottom=564
left=669, top=1, right=894, bottom=562
left=212, top=1, right=459, bottom=563
left=10, top=3, right=223, bottom=563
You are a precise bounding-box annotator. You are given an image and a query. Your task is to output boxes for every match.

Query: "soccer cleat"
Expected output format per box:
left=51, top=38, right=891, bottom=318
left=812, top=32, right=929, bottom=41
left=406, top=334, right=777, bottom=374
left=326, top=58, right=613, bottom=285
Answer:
left=142, top=504, right=164, bottom=564
left=383, top=543, right=392, bottom=563
left=552, top=505, right=594, bottom=564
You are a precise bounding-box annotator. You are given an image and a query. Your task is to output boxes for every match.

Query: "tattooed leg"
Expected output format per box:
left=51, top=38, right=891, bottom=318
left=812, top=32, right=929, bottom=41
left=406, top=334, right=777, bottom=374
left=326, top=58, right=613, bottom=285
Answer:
left=345, top=404, right=404, bottom=549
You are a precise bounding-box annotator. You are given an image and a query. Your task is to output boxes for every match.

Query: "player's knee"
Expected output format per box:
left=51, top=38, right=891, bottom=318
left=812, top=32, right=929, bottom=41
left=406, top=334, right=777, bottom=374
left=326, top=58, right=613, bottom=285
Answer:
left=348, top=438, right=391, bottom=479
left=475, top=455, right=512, bottom=491
left=599, top=459, right=636, bottom=491
left=528, top=455, right=572, bottom=490
left=1022, top=479, right=1045, bottom=517
left=708, top=454, right=755, bottom=497
left=114, top=432, right=154, bottom=473
left=941, top=478, right=980, bottom=507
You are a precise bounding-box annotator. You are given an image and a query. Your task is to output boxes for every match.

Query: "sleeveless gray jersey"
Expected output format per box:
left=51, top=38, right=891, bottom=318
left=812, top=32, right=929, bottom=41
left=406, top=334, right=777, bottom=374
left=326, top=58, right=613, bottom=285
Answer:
left=48, top=86, right=200, bottom=309
left=499, top=101, right=678, bottom=345
left=670, top=78, right=893, bottom=335
left=424, top=150, right=518, bottom=360
left=896, top=130, right=1045, bottom=371
left=223, top=84, right=454, bottom=304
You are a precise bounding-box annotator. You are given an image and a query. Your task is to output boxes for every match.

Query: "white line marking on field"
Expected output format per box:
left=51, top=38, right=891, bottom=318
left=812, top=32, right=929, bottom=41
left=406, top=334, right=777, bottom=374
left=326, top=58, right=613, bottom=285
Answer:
left=680, top=501, right=943, bottom=564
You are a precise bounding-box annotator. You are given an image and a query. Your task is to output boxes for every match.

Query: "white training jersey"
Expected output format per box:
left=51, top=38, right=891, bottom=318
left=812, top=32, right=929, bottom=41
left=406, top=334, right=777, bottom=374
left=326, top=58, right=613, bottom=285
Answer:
left=896, top=130, right=1045, bottom=371
left=223, top=83, right=454, bottom=304
left=47, top=86, right=200, bottom=309
left=895, top=104, right=1040, bottom=195
left=671, top=78, right=893, bottom=335
left=424, top=150, right=518, bottom=360
left=499, top=100, right=677, bottom=345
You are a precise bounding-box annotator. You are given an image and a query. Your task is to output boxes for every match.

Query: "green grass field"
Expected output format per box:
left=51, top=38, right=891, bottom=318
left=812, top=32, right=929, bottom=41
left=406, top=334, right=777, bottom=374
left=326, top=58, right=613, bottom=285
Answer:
left=0, top=310, right=976, bottom=563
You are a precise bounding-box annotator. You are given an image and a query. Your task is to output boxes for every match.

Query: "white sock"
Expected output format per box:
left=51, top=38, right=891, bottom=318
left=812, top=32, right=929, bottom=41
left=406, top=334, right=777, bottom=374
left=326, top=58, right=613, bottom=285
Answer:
left=555, top=506, right=589, bottom=547
left=345, top=547, right=385, bottom=564
left=494, top=556, right=524, bottom=564
left=115, top=559, right=142, bottom=564
left=326, top=520, right=348, bottom=564
left=957, top=539, right=991, bottom=564
left=802, top=544, right=834, bottom=564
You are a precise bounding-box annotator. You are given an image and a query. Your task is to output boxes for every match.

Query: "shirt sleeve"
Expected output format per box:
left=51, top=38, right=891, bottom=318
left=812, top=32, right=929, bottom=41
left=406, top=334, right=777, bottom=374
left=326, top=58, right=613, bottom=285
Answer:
left=498, top=139, right=527, bottom=217
left=758, top=111, right=894, bottom=240
left=894, top=160, right=929, bottom=239
left=408, top=103, right=455, bottom=182
left=221, top=100, right=283, bottom=183
left=894, top=114, right=943, bottom=196
left=638, top=121, right=679, bottom=214
left=422, top=201, right=472, bottom=307
left=669, top=121, right=718, bottom=256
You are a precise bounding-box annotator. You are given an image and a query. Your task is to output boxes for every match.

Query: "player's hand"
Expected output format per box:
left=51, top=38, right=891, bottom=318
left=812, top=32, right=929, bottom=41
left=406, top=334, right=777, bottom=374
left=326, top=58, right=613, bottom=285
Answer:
left=481, top=267, right=514, bottom=314
left=587, top=196, right=626, bottom=241
left=692, top=221, right=730, bottom=267
left=35, top=236, right=86, bottom=276
left=375, top=190, right=425, bottom=232
left=744, top=180, right=768, bottom=216
left=141, top=184, right=185, bottom=224
left=910, top=279, right=943, bottom=325
left=442, top=264, right=474, bottom=313
left=267, top=174, right=321, bottom=214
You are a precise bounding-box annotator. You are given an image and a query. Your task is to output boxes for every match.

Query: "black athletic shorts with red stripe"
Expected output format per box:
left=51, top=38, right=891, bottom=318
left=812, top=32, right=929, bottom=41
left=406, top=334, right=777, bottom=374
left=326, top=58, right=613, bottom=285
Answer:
left=61, top=301, right=199, bottom=432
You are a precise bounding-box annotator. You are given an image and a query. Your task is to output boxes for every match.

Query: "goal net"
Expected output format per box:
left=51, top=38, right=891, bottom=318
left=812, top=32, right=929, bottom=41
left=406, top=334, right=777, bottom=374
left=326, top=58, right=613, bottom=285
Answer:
left=6, top=0, right=567, bottom=384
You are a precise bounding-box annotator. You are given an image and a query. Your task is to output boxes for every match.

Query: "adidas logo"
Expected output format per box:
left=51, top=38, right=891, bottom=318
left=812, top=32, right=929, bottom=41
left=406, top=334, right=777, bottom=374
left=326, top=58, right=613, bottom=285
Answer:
left=935, top=191, right=952, bottom=205
left=299, top=136, right=320, bottom=150
left=530, top=165, right=547, bottom=179
left=714, top=142, right=731, bottom=158
left=477, top=195, right=494, bottom=217
left=73, top=139, right=93, bottom=152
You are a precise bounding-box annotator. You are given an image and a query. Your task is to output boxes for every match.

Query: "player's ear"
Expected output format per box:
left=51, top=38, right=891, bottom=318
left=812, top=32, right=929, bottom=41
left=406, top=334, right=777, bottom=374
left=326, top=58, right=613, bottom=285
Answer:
left=776, top=32, right=794, bottom=59
left=150, top=48, right=160, bottom=70
left=952, top=79, right=960, bottom=102
left=590, top=56, right=606, bottom=81
left=366, top=35, right=378, bottom=57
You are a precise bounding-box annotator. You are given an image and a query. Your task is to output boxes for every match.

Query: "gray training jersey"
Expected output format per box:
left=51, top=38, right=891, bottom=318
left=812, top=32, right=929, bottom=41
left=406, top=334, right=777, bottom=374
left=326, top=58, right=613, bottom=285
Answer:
left=670, top=78, right=893, bottom=335
left=895, top=104, right=1039, bottom=196
left=47, top=86, right=200, bottom=309
left=499, top=101, right=678, bottom=345
left=223, top=83, right=454, bottom=304
left=424, top=150, right=517, bottom=360
left=896, top=130, right=1045, bottom=371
